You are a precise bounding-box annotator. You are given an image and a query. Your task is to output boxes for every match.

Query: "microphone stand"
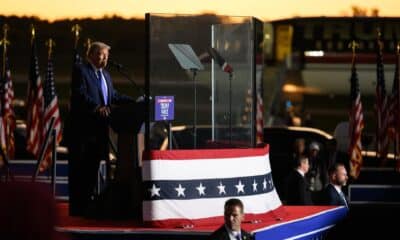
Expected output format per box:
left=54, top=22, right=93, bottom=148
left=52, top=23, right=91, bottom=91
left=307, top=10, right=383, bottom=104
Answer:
left=191, top=69, right=198, bottom=149
left=109, top=64, right=147, bottom=99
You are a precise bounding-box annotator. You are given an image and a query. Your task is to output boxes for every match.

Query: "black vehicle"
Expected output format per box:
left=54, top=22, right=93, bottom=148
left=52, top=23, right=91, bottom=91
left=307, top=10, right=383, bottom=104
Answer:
left=263, top=126, right=336, bottom=201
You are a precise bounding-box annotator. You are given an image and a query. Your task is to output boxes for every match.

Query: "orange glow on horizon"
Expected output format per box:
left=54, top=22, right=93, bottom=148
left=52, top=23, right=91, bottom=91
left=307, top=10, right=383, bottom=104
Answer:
left=1, top=0, right=400, bottom=22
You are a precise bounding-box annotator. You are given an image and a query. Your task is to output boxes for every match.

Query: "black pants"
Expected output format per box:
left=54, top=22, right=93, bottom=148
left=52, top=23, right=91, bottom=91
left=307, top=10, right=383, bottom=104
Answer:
left=68, top=137, right=106, bottom=216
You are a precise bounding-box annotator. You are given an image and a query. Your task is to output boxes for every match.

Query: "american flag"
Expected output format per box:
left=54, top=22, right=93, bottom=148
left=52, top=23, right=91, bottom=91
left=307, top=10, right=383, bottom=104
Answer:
left=388, top=46, right=400, bottom=171
left=256, top=92, right=264, bottom=145
left=348, top=55, right=364, bottom=179
left=376, top=36, right=389, bottom=162
left=256, top=63, right=264, bottom=145
left=40, top=51, right=62, bottom=172
left=1, top=56, right=15, bottom=159
left=26, top=37, right=44, bottom=157
left=0, top=88, right=6, bottom=167
left=142, top=146, right=283, bottom=228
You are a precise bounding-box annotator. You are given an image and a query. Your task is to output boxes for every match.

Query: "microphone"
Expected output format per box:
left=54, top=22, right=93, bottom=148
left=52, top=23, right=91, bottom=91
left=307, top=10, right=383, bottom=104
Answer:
left=108, top=59, right=124, bottom=70
left=207, top=47, right=233, bottom=74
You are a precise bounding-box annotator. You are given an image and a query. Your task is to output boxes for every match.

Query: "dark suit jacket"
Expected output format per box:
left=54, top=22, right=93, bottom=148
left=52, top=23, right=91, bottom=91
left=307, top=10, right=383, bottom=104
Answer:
left=69, top=62, right=133, bottom=151
left=322, top=184, right=347, bottom=206
left=208, top=225, right=253, bottom=240
left=285, top=170, right=313, bottom=205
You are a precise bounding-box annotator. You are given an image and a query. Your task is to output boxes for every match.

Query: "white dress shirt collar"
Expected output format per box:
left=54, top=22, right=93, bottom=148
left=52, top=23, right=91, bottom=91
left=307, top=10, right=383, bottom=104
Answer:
left=225, top=224, right=242, bottom=240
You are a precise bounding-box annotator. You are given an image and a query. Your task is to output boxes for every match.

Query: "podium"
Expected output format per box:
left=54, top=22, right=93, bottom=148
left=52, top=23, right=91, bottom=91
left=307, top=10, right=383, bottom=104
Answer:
left=100, top=101, right=145, bottom=219
left=110, top=101, right=145, bottom=178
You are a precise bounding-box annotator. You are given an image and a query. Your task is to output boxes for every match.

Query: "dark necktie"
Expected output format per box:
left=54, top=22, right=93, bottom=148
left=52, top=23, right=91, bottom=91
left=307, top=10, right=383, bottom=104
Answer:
left=236, top=233, right=241, bottom=240
left=97, top=70, right=108, bottom=104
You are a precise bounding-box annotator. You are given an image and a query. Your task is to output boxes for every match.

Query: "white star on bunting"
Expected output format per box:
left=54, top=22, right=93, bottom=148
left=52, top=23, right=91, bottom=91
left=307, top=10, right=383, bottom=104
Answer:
left=217, top=182, right=226, bottom=195
left=263, top=178, right=267, bottom=190
left=148, top=184, right=161, bottom=197
left=252, top=179, right=258, bottom=192
left=196, top=182, right=206, bottom=196
left=175, top=184, right=186, bottom=197
left=235, top=180, right=245, bottom=194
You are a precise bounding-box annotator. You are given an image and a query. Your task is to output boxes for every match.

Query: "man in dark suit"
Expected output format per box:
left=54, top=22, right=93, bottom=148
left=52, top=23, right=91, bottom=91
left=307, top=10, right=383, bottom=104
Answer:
left=68, top=41, right=134, bottom=216
left=208, top=198, right=253, bottom=240
left=285, top=156, right=313, bottom=205
left=322, top=163, right=348, bottom=207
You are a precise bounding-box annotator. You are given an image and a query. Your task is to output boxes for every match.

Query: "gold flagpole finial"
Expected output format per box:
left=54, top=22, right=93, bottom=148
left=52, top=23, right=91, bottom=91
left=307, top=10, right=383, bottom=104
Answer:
left=377, top=27, right=382, bottom=38
left=30, top=24, right=36, bottom=43
left=84, top=38, right=92, bottom=56
left=348, top=40, right=359, bottom=64
left=348, top=40, right=359, bottom=53
left=71, top=24, right=81, bottom=48
left=1, top=24, right=11, bottom=75
left=46, top=38, right=55, bottom=58
left=376, top=27, right=384, bottom=51
left=0, top=24, right=10, bottom=48
left=2, top=24, right=9, bottom=38
left=397, top=42, right=400, bottom=55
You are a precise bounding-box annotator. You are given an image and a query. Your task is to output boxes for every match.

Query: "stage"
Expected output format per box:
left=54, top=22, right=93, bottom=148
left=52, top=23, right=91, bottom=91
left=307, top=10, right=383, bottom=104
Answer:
left=56, top=203, right=347, bottom=240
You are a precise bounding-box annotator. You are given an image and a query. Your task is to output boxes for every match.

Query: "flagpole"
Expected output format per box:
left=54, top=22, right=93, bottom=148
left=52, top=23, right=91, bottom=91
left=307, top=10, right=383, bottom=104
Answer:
left=46, top=38, right=55, bottom=59
left=376, top=29, right=380, bottom=162
left=0, top=24, right=10, bottom=78
left=71, top=24, right=81, bottom=50
left=32, top=117, right=55, bottom=181
left=30, top=24, right=35, bottom=45
left=376, top=28, right=383, bottom=163
left=396, top=133, right=399, bottom=171
left=33, top=38, right=58, bottom=180
left=51, top=129, right=57, bottom=196
left=396, top=43, right=400, bottom=171
left=84, top=38, right=92, bottom=57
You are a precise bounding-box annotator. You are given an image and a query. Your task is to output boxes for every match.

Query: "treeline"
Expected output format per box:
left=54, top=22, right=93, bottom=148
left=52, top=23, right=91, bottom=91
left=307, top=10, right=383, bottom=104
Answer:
left=0, top=14, right=224, bottom=82
left=0, top=15, right=146, bottom=80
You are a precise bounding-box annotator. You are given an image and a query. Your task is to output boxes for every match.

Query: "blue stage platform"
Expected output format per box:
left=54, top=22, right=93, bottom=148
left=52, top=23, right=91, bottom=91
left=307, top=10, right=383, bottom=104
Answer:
left=56, top=203, right=347, bottom=240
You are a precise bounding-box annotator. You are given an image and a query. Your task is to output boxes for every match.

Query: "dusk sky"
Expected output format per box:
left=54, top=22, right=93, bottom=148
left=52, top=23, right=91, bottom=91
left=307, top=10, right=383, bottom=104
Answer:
left=2, top=0, right=399, bottom=21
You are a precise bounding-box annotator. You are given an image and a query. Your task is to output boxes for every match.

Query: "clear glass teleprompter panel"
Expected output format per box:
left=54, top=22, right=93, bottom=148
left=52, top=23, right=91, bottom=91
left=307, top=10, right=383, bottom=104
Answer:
left=146, top=13, right=263, bottom=149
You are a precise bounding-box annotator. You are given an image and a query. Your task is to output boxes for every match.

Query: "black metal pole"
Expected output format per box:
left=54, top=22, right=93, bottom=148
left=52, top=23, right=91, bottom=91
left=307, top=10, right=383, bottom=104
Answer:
left=51, top=129, right=57, bottom=196
left=168, top=121, right=172, bottom=150
left=192, top=69, right=197, bottom=149
left=145, top=13, right=151, bottom=152
left=32, top=117, right=55, bottom=181
left=0, top=141, right=11, bottom=182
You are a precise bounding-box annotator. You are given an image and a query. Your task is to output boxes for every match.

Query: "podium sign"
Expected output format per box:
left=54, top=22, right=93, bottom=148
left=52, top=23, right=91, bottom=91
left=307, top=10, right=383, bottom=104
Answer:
left=155, top=96, right=174, bottom=121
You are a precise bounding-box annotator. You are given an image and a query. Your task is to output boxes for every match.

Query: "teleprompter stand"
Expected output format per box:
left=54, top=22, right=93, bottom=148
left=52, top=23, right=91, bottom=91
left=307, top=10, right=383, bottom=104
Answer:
left=168, top=43, right=204, bottom=148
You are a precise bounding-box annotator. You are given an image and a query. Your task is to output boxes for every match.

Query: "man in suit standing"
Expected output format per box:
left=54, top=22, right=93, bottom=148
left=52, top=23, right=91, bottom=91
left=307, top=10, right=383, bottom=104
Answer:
left=208, top=198, right=253, bottom=240
left=68, top=41, right=134, bottom=216
left=285, top=156, right=313, bottom=205
left=322, top=163, right=348, bottom=207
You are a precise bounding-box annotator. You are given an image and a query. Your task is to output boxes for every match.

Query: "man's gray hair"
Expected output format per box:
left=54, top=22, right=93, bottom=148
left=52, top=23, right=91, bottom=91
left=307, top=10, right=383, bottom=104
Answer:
left=87, top=41, right=111, bottom=56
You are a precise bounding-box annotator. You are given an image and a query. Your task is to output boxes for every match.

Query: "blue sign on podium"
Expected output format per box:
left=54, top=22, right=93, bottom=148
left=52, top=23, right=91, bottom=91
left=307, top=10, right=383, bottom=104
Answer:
left=155, top=96, right=175, bottom=121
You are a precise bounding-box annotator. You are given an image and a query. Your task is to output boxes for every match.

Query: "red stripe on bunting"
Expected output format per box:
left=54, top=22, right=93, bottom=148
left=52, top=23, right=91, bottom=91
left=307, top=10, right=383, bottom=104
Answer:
left=143, top=145, right=269, bottom=161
